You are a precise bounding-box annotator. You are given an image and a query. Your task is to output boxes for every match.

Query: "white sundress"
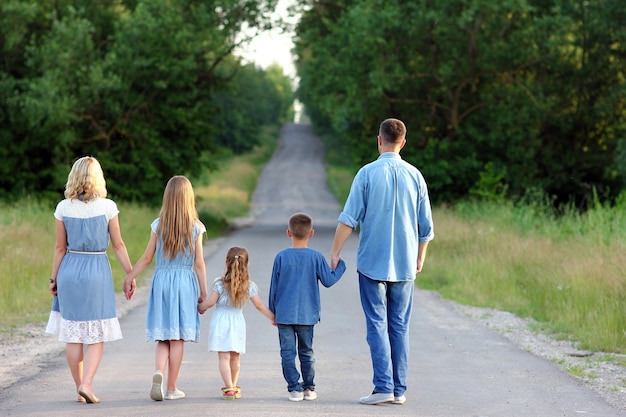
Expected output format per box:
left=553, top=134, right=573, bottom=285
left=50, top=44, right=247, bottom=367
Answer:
left=208, top=278, right=258, bottom=354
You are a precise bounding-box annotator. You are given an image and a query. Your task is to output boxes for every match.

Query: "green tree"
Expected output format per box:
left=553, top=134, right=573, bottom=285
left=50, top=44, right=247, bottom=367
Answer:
left=294, top=0, right=626, bottom=206
left=211, top=61, right=294, bottom=153
left=0, top=0, right=288, bottom=203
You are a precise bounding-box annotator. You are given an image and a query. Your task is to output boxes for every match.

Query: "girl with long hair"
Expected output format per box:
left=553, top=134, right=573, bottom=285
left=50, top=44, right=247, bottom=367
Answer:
left=123, top=176, right=208, bottom=401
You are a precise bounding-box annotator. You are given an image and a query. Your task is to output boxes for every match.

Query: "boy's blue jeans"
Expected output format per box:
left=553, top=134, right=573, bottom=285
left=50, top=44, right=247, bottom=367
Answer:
left=358, top=272, right=414, bottom=397
left=277, top=324, right=315, bottom=392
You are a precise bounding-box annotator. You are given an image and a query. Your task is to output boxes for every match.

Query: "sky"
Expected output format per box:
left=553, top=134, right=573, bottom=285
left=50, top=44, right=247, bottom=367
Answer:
left=236, top=0, right=297, bottom=79
left=236, top=0, right=302, bottom=120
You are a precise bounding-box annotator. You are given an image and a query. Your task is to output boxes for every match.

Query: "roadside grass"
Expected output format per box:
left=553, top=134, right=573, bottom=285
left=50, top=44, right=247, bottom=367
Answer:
left=324, top=161, right=626, bottom=354
left=420, top=200, right=626, bottom=353
left=194, top=126, right=278, bottom=231
left=0, top=126, right=279, bottom=331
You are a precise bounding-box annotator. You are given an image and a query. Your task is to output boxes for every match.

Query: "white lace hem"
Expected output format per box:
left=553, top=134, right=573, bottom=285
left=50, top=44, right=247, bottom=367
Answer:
left=45, top=310, right=123, bottom=344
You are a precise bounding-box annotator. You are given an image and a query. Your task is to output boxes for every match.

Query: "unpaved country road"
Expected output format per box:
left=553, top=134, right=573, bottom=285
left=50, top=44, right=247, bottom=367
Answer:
left=0, top=123, right=623, bottom=416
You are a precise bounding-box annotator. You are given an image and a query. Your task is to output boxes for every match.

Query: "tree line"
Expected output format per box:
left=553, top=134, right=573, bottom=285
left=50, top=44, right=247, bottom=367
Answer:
left=292, top=0, right=626, bottom=207
left=0, top=0, right=294, bottom=204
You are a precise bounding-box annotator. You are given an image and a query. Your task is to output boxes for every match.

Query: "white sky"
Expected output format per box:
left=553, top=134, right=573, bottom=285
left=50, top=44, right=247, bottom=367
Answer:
left=236, top=0, right=297, bottom=79
left=236, top=0, right=303, bottom=121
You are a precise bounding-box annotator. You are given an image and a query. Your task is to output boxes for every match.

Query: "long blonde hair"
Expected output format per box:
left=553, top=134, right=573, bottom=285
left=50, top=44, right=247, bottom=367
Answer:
left=223, top=246, right=250, bottom=308
left=64, top=156, right=107, bottom=201
left=157, top=176, right=198, bottom=259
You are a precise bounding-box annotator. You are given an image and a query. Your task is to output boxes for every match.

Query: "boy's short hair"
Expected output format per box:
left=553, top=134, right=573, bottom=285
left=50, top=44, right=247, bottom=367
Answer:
left=288, top=213, right=312, bottom=239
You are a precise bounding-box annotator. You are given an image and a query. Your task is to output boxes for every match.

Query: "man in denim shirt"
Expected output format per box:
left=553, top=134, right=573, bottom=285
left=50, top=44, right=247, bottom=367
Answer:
left=331, top=118, right=434, bottom=405
left=270, top=213, right=346, bottom=402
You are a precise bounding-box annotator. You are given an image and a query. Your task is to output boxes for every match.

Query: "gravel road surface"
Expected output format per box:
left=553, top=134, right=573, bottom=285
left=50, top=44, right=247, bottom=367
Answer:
left=0, top=123, right=623, bottom=417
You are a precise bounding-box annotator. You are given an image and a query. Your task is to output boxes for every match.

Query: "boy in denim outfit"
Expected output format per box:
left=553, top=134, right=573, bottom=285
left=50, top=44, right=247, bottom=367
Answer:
left=269, top=212, right=346, bottom=401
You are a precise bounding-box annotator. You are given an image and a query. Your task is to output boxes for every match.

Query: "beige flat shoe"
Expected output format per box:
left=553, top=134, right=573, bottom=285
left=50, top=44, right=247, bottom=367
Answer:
left=78, top=385, right=100, bottom=404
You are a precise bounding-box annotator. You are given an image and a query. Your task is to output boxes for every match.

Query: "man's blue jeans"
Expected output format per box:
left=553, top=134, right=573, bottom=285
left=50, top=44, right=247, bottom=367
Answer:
left=277, top=324, right=315, bottom=392
left=358, top=272, right=414, bottom=397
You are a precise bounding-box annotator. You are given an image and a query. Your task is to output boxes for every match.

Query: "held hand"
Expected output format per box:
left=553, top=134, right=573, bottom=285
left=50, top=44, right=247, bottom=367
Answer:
left=198, top=297, right=206, bottom=315
left=330, top=253, right=341, bottom=270
left=123, top=278, right=136, bottom=300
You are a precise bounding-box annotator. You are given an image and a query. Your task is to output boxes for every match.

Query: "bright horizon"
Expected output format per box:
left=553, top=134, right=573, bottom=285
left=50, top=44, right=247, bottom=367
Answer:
left=236, top=0, right=297, bottom=79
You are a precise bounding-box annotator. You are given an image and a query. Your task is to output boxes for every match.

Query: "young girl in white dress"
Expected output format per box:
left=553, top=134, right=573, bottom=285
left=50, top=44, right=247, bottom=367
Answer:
left=45, top=156, right=133, bottom=404
left=198, top=246, right=275, bottom=400
left=123, top=176, right=208, bottom=401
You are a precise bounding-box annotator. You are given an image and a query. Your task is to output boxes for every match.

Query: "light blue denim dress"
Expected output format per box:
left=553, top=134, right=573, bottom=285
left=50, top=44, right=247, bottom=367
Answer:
left=45, top=198, right=122, bottom=343
left=145, top=218, right=205, bottom=342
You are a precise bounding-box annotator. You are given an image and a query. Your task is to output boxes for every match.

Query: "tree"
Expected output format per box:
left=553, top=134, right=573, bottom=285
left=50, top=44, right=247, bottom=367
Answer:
left=211, top=60, right=295, bottom=153
left=0, top=0, right=288, bottom=203
left=294, top=0, right=626, bottom=205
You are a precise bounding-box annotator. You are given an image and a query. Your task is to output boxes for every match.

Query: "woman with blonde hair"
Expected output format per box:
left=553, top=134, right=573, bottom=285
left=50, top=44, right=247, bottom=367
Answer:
left=198, top=246, right=275, bottom=400
left=123, top=175, right=208, bottom=401
left=46, top=156, right=133, bottom=404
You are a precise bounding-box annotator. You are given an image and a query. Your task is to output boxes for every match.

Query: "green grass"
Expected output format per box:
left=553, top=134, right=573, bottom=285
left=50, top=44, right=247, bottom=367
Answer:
left=418, top=200, right=626, bottom=353
left=0, top=126, right=279, bottom=331
left=194, top=126, right=278, bottom=231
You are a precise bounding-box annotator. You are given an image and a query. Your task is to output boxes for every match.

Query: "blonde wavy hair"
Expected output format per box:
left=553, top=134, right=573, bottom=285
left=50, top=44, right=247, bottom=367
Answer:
left=157, top=176, right=199, bottom=259
left=64, top=156, right=107, bottom=201
left=222, top=246, right=250, bottom=308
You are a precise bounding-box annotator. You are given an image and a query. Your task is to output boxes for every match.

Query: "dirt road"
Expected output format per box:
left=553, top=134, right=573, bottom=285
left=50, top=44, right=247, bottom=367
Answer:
left=0, top=123, right=622, bottom=416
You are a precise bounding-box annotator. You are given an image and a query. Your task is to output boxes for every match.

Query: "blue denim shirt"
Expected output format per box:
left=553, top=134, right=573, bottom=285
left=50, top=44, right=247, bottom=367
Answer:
left=269, top=247, right=346, bottom=325
left=338, top=152, right=434, bottom=281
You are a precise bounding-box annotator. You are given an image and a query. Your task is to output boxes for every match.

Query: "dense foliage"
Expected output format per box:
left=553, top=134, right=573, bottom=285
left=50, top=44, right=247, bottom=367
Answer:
left=0, top=0, right=294, bottom=204
left=293, top=0, right=626, bottom=207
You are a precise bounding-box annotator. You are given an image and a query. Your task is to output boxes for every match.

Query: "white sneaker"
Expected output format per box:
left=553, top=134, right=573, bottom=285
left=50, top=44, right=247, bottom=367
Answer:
left=303, top=389, right=317, bottom=400
left=393, top=395, right=406, bottom=405
left=165, top=389, right=185, bottom=400
left=289, top=391, right=304, bottom=402
left=359, top=392, right=394, bottom=405
left=150, top=370, right=164, bottom=401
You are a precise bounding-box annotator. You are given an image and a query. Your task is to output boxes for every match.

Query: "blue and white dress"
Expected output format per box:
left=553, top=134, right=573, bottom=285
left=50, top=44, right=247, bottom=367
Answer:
left=145, top=218, right=205, bottom=342
left=208, top=278, right=259, bottom=353
left=45, top=197, right=123, bottom=344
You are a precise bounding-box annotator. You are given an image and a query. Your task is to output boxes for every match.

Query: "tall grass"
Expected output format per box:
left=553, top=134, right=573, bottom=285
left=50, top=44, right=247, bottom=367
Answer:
left=194, top=126, right=279, bottom=229
left=420, top=199, right=626, bottom=353
left=325, top=165, right=626, bottom=354
left=0, top=201, right=158, bottom=330
left=0, top=126, right=279, bottom=331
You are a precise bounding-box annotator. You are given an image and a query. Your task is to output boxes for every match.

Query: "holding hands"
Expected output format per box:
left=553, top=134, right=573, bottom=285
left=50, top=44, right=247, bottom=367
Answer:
left=123, top=276, right=136, bottom=300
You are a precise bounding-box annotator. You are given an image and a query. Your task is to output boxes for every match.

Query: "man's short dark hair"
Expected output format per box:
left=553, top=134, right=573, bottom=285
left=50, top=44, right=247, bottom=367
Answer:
left=289, top=213, right=312, bottom=239
left=379, top=118, right=406, bottom=144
